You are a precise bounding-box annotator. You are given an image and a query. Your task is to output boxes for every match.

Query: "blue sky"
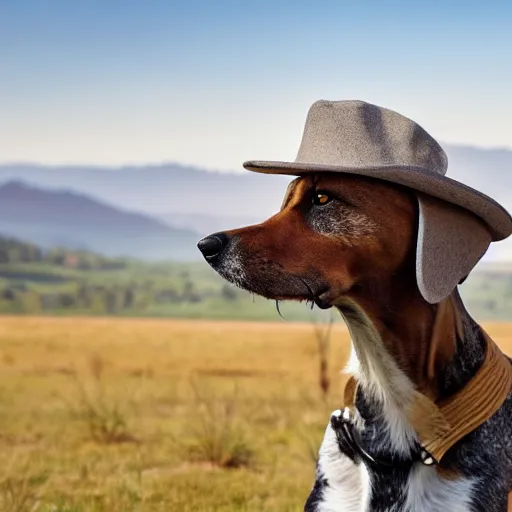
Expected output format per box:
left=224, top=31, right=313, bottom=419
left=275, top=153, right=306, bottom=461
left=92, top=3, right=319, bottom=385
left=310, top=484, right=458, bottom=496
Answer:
left=0, top=0, right=511, bottom=170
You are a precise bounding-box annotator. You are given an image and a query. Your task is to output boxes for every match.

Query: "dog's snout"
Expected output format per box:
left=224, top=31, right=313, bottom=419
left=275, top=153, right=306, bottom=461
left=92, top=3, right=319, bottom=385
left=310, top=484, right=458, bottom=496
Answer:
left=197, top=232, right=230, bottom=260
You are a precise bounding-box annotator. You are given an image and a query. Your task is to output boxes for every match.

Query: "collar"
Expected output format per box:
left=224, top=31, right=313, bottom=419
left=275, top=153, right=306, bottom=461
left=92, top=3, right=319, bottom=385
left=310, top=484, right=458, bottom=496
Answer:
left=343, top=330, right=512, bottom=465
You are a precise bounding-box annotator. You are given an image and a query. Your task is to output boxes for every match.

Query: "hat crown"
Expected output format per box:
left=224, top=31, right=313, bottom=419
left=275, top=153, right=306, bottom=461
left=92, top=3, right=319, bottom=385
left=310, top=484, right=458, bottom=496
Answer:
left=296, top=100, right=448, bottom=175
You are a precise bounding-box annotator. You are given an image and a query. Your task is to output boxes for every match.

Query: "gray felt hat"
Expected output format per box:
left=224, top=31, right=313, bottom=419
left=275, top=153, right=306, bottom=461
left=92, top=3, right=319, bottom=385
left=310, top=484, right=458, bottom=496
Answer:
left=243, top=100, right=512, bottom=303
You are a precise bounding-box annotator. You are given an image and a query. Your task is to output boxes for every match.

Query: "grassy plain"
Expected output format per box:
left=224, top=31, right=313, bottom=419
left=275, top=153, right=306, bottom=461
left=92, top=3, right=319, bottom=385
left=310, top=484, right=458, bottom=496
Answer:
left=0, top=317, right=511, bottom=511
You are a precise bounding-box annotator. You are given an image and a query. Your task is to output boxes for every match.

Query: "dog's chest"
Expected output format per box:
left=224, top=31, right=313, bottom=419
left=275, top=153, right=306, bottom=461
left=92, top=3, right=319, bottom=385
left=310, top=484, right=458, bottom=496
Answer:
left=355, top=407, right=477, bottom=511
left=314, top=408, right=478, bottom=512
left=317, top=462, right=476, bottom=512
left=367, top=464, right=476, bottom=512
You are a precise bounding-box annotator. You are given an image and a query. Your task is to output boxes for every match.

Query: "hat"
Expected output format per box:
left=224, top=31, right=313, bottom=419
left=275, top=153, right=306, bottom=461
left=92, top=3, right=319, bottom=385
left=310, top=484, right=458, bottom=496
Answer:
left=243, top=100, right=512, bottom=303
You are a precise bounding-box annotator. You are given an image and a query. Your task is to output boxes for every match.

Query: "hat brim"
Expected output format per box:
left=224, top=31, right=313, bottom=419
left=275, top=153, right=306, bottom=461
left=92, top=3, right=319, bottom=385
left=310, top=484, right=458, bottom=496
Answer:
left=243, top=160, right=512, bottom=242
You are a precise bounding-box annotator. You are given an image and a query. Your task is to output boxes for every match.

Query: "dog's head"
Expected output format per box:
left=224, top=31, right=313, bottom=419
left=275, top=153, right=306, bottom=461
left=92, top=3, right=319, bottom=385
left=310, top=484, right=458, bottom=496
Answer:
left=198, top=174, right=492, bottom=307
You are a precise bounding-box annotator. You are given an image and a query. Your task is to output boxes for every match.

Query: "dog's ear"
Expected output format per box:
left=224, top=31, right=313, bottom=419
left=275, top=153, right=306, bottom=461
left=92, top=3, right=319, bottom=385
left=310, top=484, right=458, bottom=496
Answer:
left=280, top=178, right=300, bottom=211
left=416, top=193, right=492, bottom=304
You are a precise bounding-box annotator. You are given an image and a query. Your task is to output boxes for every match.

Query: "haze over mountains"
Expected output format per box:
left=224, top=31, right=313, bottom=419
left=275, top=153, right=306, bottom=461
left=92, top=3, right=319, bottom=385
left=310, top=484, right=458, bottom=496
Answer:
left=0, top=163, right=289, bottom=219
left=0, top=143, right=511, bottom=261
left=0, top=181, right=199, bottom=260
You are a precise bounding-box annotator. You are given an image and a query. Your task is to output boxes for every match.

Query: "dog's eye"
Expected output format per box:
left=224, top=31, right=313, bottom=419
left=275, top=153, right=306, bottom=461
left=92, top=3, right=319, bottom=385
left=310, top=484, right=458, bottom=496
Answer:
left=313, top=192, right=332, bottom=206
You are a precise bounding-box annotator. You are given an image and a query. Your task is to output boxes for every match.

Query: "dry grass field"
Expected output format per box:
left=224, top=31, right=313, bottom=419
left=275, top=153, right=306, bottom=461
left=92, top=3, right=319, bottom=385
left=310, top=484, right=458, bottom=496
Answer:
left=0, top=317, right=511, bottom=512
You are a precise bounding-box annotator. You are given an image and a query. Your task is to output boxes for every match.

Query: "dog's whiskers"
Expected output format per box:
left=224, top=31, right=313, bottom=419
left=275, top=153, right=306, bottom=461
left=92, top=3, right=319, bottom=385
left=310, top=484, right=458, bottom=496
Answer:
left=299, top=277, right=315, bottom=301
left=275, top=300, right=286, bottom=320
left=297, top=278, right=318, bottom=311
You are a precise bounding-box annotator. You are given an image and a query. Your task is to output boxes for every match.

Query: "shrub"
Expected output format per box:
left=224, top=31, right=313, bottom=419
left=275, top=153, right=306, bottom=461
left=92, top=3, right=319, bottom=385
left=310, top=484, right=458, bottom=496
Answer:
left=182, top=381, right=254, bottom=469
left=0, top=469, right=48, bottom=512
left=67, top=355, right=138, bottom=444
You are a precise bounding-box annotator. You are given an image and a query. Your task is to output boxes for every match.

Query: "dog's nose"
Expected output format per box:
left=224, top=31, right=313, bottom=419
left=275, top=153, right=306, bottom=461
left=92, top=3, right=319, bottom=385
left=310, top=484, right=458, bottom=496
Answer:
left=197, top=233, right=229, bottom=259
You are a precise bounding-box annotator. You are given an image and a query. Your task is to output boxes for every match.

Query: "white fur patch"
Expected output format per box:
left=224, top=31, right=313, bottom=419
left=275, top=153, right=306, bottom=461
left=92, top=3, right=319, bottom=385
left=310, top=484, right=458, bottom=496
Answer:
left=215, top=239, right=247, bottom=289
left=399, top=465, right=477, bottom=512
left=308, top=204, right=376, bottom=243
left=316, top=416, right=370, bottom=512
left=314, top=414, right=477, bottom=512
left=341, top=306, right=419, bottom=457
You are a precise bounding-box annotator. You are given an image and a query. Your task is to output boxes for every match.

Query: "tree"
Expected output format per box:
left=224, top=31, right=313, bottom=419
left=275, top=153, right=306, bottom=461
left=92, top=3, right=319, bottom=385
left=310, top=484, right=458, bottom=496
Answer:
left=313, top=311, right=334, bottom=399
left=59, top=293, right=76, bottom=308
left=122, top=288, right=135, bottom=309
left=21, top=291, right=42, bottom=314
left=182, top=280, right=202, bottom=302
left=90, top=292, right=106, bottom=315
left=220, top=284, right=238, bottom=301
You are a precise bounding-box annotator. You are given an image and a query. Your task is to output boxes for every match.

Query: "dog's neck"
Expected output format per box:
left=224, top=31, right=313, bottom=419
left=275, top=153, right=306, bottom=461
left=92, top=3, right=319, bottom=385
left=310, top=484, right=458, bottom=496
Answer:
left=337, top=280, right=485, bottom=403
left=336, top=284, right=486, bottom=456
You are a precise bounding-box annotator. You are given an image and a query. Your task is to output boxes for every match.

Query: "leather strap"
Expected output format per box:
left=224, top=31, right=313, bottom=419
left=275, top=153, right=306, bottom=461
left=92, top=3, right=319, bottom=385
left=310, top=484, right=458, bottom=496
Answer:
left=343, top=331, right=512, bottom=464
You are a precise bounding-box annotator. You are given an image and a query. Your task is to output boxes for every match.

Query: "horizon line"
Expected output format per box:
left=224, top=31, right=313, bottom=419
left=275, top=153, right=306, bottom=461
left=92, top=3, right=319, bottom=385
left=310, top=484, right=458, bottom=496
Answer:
left=0, top=141, right=512, bottom=172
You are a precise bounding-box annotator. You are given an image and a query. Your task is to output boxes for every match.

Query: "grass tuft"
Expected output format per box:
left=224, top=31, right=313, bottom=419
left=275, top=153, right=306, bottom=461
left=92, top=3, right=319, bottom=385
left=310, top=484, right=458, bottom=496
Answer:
left=182, top=380, right=255, bottom=469
left=0, top=470, right=48, bottom=512
left=66, top=355, right=139, bottom=444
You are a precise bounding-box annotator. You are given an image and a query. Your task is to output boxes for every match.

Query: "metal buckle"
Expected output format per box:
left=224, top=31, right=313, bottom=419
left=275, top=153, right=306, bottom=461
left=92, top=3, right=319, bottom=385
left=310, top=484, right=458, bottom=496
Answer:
left=419, top=448, right=437, bottom=466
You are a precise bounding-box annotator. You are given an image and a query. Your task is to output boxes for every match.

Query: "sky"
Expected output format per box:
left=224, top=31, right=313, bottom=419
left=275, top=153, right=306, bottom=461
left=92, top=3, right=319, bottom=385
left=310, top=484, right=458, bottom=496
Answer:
left=0, top=0, right=511, bottom=171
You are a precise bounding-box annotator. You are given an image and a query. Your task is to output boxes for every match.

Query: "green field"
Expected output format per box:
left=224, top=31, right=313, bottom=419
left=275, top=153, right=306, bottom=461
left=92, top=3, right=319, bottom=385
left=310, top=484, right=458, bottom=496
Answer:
left=1, top=237, right=512, bottom=322
left=0, top=238, right=340, bottom=322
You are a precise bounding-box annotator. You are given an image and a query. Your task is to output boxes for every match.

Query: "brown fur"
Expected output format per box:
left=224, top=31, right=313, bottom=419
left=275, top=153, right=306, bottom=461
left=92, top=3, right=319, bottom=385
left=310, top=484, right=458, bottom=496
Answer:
left=226, top=174, right=459, bottom=400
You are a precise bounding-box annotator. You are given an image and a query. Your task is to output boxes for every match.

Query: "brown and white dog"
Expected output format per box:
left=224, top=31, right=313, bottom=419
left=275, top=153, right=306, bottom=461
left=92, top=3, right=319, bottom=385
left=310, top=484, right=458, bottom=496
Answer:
left=198, top=173, right=512, bottom=511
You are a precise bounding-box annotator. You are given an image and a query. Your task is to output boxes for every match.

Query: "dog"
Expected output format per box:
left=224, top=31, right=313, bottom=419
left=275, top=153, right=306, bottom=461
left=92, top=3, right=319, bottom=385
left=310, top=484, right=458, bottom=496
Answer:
left=197, top=100, right=512, bottom=511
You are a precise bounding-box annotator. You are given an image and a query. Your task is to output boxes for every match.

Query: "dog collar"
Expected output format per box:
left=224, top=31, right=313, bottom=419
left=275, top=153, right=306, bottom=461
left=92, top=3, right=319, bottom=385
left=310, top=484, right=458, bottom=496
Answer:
left=343, top=331, right=512, bottom=464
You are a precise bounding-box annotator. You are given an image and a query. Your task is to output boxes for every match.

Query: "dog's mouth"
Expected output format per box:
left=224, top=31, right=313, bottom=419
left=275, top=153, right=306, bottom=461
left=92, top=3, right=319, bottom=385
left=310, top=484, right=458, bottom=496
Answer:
left=295, top=277, right=333, bottom=310
left=207, top=249, right=333, bottom=309
left=239, top=275, right=333, bottom=310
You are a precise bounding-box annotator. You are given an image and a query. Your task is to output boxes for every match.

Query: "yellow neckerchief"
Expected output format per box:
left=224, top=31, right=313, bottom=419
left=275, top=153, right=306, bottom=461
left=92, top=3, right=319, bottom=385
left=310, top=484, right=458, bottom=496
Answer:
left=343, top=331, right=512, bottom=464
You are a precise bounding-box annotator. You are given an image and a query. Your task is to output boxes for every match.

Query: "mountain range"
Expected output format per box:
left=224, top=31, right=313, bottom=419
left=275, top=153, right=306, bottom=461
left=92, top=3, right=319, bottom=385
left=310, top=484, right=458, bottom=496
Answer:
left=0, top=162, right=289, bottom=221
left=0, top=181, right=199, bottom=260
left=0, top=143, right=511, bottom=261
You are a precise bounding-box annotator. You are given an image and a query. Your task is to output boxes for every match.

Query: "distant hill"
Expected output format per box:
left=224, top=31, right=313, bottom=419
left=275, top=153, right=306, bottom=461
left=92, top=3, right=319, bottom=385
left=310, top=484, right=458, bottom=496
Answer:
left=0, top=145, right=511, bottom=216
left=0, top=143, right=511, bottom=260
left=0, top=162, right=290, bottom=220
left=0, top=181, right=200, bottom=260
